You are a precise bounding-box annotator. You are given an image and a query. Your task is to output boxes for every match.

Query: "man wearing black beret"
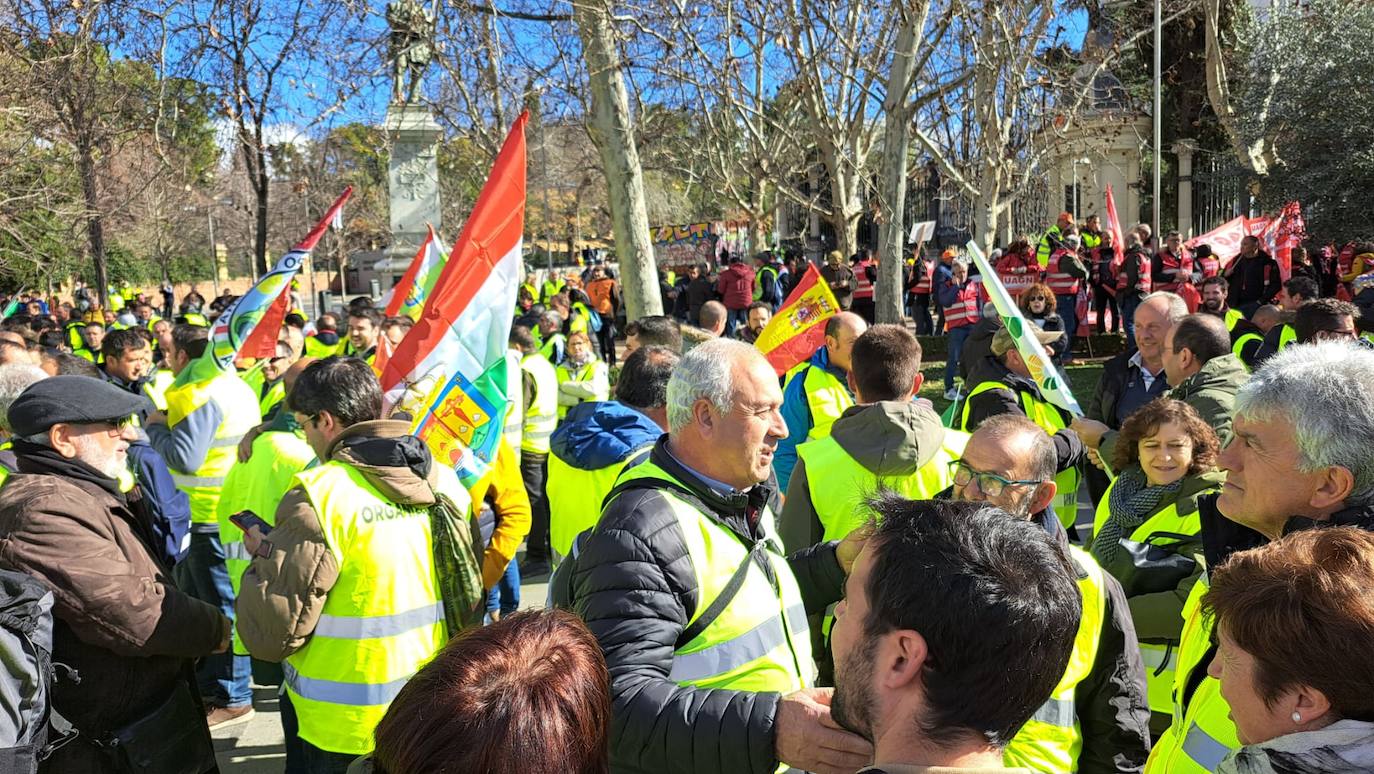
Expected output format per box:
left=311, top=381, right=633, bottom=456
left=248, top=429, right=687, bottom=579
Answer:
left=0, top=375, right=228, bottom=772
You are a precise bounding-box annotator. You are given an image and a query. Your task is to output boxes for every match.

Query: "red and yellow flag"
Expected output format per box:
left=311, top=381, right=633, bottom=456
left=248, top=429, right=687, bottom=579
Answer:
left=754, top=263, right=840, bottom=375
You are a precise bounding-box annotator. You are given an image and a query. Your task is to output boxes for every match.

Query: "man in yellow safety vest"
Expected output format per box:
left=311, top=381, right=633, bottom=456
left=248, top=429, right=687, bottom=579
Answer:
left=145, top=323, right=262, bottom=728
left=236, top=356, right=471, bottom=767
left=568, top=338, right=873, bottom=774
left=951, top=414, right=1150, bottom=772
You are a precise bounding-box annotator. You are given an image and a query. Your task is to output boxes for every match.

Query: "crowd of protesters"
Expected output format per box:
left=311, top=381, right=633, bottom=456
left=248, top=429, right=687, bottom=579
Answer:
left=1, top=215, right=1374, bottom=774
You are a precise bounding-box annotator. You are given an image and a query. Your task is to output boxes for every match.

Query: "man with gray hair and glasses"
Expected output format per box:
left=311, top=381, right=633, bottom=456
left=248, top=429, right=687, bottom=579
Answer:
left=569, top=337, right=872, bottom=774
left=1150, top=340, right=1374, bottom=772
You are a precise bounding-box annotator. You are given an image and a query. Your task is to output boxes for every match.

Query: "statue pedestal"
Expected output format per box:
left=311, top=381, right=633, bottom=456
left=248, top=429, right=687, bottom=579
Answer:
left=383, top=103, right=443, bottom=277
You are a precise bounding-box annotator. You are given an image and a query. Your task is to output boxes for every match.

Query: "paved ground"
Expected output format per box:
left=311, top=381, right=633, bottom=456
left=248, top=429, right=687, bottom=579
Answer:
left=212, top=573, right=551, bottom=772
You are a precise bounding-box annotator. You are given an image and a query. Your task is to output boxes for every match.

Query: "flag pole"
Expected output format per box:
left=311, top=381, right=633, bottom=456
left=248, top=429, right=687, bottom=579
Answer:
left=1152, top=0, right=1162, bottom=242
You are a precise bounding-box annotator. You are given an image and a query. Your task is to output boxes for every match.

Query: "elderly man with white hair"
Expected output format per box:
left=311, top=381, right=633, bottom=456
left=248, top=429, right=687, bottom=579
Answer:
left=569, top=338, right=872, bottom=774
left=1148, top=341, right=1374, bottom=773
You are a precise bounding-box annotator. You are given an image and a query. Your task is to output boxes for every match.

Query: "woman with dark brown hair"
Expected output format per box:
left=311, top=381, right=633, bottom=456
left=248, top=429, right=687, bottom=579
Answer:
left=1203, top=527, right=1374, bottom=772
left=1087, top=397, right=1224, bottom=728
left=356, top=609, right=610, bottom=774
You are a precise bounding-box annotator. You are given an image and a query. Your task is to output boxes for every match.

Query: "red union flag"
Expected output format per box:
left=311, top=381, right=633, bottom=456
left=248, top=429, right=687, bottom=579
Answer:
left=754, top=263, right=840, bottom=375
left=1187, top=215, right=1250, bottom=268
left=1103, top=185, right=1126, bottom=269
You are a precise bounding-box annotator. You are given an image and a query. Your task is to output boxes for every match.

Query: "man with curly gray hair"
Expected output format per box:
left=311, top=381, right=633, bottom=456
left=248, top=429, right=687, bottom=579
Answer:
left=1151, top=339, right=1374, bottom=772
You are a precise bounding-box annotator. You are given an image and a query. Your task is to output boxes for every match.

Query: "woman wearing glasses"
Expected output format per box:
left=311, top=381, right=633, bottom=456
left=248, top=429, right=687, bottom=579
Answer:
left=1017, top=283, right=1068, bottom=363
left=1087, top=397, right=1224, bottom=732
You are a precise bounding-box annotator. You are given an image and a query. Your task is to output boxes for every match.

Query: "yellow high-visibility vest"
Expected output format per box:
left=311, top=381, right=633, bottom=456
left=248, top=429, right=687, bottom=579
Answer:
left=165, top=371, right=262, bottom=525
left=283, top=460, right=469, bottom=755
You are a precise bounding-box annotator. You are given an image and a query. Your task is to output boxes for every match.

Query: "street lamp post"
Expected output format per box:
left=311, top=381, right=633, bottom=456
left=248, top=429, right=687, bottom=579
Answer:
left=1070, top=156, right=1091, bottom=222
left=1153, top=0, right=1162, bottom=242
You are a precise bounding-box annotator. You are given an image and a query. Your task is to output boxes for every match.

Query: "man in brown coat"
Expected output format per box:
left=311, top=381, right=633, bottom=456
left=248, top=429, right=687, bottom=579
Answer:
left=0, top=375, right=228, bottom=773
left=821, top=250, right=857, bottom=310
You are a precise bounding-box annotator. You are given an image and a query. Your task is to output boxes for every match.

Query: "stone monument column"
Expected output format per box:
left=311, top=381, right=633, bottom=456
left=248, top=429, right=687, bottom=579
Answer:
left=383, top=0, right=443, bottom=277
left=1173, top=139, right=1197, bottom=237
left=386, top=105, right=443, bottom=265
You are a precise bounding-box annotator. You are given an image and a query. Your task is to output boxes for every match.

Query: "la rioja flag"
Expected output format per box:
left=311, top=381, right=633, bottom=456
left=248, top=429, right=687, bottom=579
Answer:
left=379, top=113, right=526, bottom=483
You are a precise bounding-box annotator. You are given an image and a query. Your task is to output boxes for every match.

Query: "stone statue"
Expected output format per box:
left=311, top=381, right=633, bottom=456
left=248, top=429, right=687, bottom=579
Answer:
left=387, top=0, right=435, bottom=104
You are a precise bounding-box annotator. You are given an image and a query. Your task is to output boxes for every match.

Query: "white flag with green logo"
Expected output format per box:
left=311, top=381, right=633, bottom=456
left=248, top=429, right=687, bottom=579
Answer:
left=965, top=240, right=1083, bottom=416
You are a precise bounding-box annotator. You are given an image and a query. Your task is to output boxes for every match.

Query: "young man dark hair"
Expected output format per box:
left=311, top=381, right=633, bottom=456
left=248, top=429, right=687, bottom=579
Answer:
left=101, top=328, right=149, bottom=362
left=1168, top=313, right=1232, bottom=365
left=829, top=497, right=1080, bottom=767
left=613, top=345, right=679, bottom=412
left=1295, top=298, right=1360, bottom=343
left=848, top=324, right=922, bottom=403
left=286, top=356, right=383, bottom=428
left=623, top=315, right=683, bottom=354
left=171, top=322, right=210, bottom=362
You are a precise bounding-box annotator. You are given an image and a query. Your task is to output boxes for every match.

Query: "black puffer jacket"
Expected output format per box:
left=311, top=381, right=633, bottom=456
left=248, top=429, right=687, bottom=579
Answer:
left=570, top=438, right=846, bottom=774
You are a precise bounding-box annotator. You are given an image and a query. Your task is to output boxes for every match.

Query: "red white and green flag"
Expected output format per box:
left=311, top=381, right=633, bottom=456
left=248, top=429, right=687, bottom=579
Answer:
left=379, top=113, right=527, bottom=485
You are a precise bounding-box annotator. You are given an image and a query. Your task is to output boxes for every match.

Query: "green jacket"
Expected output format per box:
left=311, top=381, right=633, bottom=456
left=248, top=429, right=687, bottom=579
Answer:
left=1168, top=353, right=1249, bottom=445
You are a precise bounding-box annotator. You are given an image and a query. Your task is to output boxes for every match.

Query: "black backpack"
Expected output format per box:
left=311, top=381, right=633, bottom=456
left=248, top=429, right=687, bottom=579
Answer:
left=0, top=569, right=74, bottom=772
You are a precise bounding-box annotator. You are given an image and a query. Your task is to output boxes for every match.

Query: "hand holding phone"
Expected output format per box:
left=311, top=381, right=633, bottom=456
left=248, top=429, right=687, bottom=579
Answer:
left=230, top=510, right=273, bottom=558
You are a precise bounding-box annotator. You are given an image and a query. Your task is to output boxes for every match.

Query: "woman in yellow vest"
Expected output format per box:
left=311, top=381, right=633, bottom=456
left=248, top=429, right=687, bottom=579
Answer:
left=1087, top=398, right=1223, bottom=730
left=554, top=332, right=609, bottom=420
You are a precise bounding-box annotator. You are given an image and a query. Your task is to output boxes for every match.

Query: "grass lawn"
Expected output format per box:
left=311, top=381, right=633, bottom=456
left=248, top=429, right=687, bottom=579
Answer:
left=918, top=360, right=1106, bottom=417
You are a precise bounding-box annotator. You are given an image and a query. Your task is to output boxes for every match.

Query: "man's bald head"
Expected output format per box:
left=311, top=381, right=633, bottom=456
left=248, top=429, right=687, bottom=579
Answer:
left=823, top=312, right=868, bottom=372
left=283, top=356, right=317, bottom=395
left=1252, top=305, right=1282, bottom=334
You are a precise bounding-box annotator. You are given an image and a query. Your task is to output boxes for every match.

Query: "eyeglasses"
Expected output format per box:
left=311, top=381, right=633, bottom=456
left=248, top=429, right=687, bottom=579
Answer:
left=949, top=460, right=1042, bottom=497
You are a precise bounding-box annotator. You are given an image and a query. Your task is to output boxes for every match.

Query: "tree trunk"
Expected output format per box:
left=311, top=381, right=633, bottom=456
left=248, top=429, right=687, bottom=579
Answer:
left=572, top=0, right=662, bottom=319
left=253, top=147, right=271, bottom=278
left=876, top=17, right=919, bottom=325
left=749, top=178, right=770, bottom=254
left=75, top=137, right=110, bottom=307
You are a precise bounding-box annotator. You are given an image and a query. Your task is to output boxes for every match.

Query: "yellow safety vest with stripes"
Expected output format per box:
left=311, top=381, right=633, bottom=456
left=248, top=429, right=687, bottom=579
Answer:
left=283, top=460, right=469, bottom=755
left=1144, top=572, right=1238, bottom=773
left=165, top=372, right=263, bottom=525
left=612, top=462, right=814, bottom=697
left=554, top=360, right=608, bottom=419
left=218, top=430, right=316, bottom=655
left=782, top=359, right=854, bottom=443
left=1004, top=545, right=1107, bottom=773
left=502, top=350, right=524, bottom=466
left=1090, top=478, right=1214, bottom=715
left=520, top=353, right=558, bottom=455
left=960, top=381, right=1079, bottom=524
left=546, top=444, right=652, bottom=560
left=796, top=425, right=968, bottom=543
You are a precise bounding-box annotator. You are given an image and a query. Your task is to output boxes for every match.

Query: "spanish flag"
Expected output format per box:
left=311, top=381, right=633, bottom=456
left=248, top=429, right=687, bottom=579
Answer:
left=754, top=263, right=840, bottom=376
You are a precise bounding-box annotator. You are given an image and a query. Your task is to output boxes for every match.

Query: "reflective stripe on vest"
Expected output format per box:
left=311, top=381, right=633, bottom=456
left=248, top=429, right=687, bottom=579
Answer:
left=554, top=360, right=607, bottom=419
left=943, top=284, right=980, bottom=328
left=798, top=427, right=968, bottom=544
left=960, top=381, right=1078, bottom=524
left=1144, top=573, right=1240, bottom=773
left=521, top=354, right=559, bottom=454
left=613, top=462, right=813, bottom=694
left=853, top=262, right=874, bottom=300
left=1004, top=546, right=1106, bottom=772
left=283, top=461, right=469, bottom=755
left=1045, top=251, right=1082, bottom=295
left=165, top=372, right=263, bottom=524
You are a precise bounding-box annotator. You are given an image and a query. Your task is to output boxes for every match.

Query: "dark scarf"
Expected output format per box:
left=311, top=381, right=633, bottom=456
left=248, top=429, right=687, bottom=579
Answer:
left=1093, top=465, right=1184, bottom=563
left=13, top=439, right=168, bottom=570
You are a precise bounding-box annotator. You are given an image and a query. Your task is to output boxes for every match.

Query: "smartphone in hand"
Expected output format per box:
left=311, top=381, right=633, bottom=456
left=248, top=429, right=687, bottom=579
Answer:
left=229, top=510, right=273, bottom=558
